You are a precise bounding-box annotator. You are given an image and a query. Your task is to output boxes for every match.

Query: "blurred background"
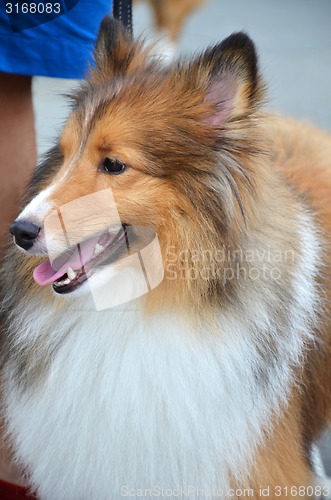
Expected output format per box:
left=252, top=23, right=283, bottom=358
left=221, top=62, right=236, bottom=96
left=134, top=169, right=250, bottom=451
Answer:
left=34, top=0, right=331, bottom=155
left=33, top=0, right=331, bottom=474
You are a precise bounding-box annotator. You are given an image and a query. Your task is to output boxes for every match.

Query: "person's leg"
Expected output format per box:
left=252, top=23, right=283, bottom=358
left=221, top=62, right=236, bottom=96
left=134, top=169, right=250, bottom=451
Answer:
left=0, top=73, right=35, bottom=484
left=0, top=72, right=36, bottom=255
left=0, top=414, right=26, bottom=485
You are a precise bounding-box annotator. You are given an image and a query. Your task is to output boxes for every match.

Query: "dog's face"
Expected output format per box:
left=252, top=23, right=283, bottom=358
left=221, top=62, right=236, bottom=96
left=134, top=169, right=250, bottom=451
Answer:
left=10, top=17, right=263, bottom=300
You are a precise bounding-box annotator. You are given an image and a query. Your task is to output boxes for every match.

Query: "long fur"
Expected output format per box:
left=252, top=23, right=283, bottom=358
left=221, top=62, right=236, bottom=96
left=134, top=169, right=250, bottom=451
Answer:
left=1, top=16, right=331, bottom=500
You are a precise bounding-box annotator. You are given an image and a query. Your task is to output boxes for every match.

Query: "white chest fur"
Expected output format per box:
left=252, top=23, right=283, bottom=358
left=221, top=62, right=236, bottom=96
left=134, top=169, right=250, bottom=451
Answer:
left=4, top=299, right=307, bottom=500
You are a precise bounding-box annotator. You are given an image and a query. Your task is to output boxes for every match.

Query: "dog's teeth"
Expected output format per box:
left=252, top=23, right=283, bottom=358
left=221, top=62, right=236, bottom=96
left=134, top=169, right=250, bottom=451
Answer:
left=58, top=278, right=70, bottom=286
left=67, top=267, right=76, bottom=280
left=94, top=243, right=104, bottom=255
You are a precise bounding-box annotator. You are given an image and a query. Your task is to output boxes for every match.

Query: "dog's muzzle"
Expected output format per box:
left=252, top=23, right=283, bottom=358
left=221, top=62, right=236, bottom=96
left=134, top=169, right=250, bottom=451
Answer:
left=10, top=219, right=41, bottom=251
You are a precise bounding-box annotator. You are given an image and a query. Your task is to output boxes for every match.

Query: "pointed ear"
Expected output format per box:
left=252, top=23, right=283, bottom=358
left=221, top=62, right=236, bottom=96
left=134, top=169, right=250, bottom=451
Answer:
left=94, top=15, right=137, bottom=76
left=191, top=32, right=263, bottom=126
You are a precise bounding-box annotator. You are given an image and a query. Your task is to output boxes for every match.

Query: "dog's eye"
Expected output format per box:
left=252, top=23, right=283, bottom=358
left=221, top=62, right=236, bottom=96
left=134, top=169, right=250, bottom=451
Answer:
left=99, top=158, right=126, bottom=175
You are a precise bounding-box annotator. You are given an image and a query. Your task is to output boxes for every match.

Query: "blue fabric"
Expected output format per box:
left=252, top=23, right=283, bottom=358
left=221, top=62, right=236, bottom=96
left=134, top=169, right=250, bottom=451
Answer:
left=0, top=0, right=112, bottom=78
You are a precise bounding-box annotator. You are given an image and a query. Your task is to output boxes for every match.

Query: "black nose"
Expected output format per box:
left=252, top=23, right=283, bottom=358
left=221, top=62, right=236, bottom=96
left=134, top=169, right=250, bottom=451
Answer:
left=10, top=220, right=41, bottom=250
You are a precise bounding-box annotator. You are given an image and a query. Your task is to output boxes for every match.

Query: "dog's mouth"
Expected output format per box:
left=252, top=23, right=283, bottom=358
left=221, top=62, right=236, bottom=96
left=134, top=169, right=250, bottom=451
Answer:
left=33, top=225, right=128, bottom=294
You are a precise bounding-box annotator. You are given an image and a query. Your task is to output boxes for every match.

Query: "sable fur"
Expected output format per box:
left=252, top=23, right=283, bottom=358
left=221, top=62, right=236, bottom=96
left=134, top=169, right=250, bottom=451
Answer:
left=1, top=15, right=331, bottom=499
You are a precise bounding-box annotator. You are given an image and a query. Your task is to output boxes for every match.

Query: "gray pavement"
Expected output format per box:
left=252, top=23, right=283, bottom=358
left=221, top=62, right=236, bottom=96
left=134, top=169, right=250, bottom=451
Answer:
left=32, top=0, right=331, bottom=475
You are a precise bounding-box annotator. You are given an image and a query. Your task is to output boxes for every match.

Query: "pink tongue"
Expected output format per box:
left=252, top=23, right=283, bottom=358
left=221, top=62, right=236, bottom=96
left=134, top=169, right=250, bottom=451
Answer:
left=33, top=235, right=101, bottom=286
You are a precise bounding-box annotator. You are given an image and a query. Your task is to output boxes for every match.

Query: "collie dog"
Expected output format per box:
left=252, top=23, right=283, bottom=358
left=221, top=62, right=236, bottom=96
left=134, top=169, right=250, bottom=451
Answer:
left=2, top=15, right=331, bottom=500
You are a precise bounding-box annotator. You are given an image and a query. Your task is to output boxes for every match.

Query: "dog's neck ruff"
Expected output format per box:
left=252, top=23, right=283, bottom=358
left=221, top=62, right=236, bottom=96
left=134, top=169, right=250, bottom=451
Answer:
left=4, top=212, right=320, bottom=500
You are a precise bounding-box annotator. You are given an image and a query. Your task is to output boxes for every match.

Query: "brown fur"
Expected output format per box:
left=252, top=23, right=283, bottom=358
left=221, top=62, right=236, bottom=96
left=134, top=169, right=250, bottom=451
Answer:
left=273, top=119, right=331, bottom=447
left=229, top=120, right=331, bottom=497
left=232, top=395, right=313, bottom=497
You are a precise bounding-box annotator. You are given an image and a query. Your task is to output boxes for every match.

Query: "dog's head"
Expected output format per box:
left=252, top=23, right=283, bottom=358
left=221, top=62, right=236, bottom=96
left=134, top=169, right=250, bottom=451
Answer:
left=10, top=17, right=265, bottom=304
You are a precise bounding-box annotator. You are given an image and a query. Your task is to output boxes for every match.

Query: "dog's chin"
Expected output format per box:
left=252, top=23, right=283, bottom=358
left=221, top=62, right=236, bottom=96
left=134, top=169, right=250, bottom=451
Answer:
left=52, top=260, right=149, bottom=314
left=51, top=267, right=105, bottom=298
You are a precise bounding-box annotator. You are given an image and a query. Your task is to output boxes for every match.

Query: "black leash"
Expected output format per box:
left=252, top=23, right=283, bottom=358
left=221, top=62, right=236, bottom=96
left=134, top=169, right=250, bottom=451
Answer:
left=112, top=0, right=133, bottom=35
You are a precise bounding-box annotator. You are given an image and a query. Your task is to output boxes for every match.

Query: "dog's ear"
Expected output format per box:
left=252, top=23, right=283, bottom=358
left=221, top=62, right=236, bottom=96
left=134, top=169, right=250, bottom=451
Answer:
left=94, top=15, right=137, bottom=77
left=189, top=32, right=262, bottom=126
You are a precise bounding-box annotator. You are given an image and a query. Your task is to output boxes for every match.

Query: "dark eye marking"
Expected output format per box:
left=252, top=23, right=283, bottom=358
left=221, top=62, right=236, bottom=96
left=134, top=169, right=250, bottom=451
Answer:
left=99, top=158, right=127, bottom=175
